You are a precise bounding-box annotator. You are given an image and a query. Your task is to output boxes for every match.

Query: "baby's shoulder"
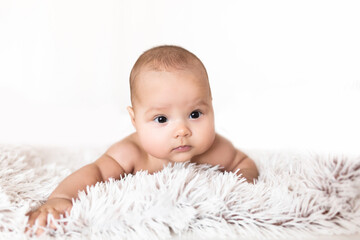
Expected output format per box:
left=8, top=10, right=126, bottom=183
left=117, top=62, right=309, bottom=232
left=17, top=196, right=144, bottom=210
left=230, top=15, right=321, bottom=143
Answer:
left=105, top=133, right=145, bottom=173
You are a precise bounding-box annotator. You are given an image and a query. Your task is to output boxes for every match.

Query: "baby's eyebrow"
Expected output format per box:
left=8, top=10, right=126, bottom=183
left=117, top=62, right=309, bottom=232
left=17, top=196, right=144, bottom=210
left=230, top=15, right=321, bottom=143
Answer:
left=145, top=106, right=168, bottom=115
left=192, top=99, right=209, bottom=107
left=145, top=100, right=209, bottom=115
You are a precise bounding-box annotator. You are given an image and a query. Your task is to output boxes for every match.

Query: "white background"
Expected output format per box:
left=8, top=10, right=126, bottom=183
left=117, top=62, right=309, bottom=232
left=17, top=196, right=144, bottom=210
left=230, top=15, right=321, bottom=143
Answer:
left=0, top=0, right=359, bottom=154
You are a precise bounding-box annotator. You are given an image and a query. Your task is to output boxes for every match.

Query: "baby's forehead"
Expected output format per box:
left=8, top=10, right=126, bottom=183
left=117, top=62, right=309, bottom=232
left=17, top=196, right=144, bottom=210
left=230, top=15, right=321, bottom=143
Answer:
left=135, top=70, right=209, bottom=97
left=138, top=62, right=208, bottom=82
left=132, top=68, right=211, bottom=107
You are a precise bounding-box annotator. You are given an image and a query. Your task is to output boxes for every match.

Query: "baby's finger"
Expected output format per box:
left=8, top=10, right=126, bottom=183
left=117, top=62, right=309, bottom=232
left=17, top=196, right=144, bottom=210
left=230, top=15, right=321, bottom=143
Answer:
left=34, top=211, right=49, bottom=236
left=65, top=206, right=72, bottom=215
left=26, top=211, right=41, bottom=228
left=35, top=227, right=45, bottom=237
left=48, top=210, right=61, bottom=230
left=36, top=211, right=48, bottom=227
left=62, top=206, right=72, bottom=226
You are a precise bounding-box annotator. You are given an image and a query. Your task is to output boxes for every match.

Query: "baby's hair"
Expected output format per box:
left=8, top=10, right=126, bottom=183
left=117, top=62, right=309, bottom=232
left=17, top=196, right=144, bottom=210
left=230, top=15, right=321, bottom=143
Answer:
left=129, top=45, right=209, bottom=105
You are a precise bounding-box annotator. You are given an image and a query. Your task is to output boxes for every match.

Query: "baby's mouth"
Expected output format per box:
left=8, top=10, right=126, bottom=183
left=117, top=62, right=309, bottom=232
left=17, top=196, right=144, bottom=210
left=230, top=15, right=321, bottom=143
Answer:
left=172, top=145, right=192, bottom=152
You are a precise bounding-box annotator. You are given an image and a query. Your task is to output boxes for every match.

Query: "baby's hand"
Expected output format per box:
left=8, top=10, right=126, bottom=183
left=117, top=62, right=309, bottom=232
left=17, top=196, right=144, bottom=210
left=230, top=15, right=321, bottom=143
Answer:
left=25, top=198, right=72, bottom=236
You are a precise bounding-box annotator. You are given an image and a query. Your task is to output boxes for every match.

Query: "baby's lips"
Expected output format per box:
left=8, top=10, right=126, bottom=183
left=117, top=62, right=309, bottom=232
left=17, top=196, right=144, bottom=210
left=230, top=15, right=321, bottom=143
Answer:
left=172, top=145, right=192, bottom=152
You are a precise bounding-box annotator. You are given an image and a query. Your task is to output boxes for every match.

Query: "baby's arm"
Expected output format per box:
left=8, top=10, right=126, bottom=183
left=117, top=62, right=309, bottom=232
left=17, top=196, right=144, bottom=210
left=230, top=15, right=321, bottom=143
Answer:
left=230, top=150, right=259, bottom=183
left=26, top=140, right=136, bottom=236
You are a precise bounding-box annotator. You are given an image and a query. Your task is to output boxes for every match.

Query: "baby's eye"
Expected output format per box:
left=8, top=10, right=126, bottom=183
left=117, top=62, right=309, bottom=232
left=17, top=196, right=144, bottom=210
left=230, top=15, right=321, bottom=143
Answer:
left=189, top=110, right=202, bottom=119
left=154, top=116, right=168, bottom=123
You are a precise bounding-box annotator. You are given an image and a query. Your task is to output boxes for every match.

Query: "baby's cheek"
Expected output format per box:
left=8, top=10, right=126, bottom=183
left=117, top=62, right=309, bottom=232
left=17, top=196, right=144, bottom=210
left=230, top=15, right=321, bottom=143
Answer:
left=140, top=129, right=169, bottom=158
left=197, top=122, right=215, bottom=151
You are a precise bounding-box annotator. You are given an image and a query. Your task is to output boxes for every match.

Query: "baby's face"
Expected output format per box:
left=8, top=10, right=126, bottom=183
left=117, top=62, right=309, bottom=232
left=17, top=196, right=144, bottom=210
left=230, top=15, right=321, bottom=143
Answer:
left=129, top=67, right=215, bottom=163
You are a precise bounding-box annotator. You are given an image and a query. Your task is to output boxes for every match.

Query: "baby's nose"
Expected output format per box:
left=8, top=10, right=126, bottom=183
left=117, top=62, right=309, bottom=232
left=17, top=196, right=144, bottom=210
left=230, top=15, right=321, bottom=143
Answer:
left=174, top=123, right=192, bottom=138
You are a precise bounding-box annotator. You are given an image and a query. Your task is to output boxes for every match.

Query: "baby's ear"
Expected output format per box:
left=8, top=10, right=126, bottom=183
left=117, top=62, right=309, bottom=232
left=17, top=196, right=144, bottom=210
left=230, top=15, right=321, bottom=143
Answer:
left=127, top=106, right=136, bottom=127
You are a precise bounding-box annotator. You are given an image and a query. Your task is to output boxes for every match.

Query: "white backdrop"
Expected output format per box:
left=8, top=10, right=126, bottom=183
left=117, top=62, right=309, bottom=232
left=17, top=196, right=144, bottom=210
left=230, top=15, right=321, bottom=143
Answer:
left=1, top=0, right=359, bottom=154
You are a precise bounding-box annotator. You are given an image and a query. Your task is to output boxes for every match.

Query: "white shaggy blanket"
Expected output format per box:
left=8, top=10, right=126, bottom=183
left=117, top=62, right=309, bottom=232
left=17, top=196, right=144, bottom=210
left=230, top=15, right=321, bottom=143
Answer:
left=0, top=146, right=359, bottom=239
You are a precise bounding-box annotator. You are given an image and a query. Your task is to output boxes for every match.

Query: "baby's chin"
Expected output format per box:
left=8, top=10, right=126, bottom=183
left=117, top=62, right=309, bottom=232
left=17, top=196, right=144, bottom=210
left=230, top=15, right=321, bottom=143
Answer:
left=167, top=153, right=194, bottom=163
left=169, top=158, right=191, bottom=163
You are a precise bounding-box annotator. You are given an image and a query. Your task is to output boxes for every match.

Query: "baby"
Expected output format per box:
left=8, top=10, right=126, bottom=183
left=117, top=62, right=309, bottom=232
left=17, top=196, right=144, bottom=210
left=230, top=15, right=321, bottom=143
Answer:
left=26, top=45, right=259, bottom=235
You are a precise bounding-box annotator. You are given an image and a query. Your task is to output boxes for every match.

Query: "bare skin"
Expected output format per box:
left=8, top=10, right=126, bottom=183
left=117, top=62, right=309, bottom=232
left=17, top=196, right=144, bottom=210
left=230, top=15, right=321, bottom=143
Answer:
left=26, top=67, right=259, bottom=236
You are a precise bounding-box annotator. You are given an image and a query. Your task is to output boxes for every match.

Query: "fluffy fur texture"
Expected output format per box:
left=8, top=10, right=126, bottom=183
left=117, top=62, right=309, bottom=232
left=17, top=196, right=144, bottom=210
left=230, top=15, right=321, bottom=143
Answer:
left=0, top=146, right=359, bottom=239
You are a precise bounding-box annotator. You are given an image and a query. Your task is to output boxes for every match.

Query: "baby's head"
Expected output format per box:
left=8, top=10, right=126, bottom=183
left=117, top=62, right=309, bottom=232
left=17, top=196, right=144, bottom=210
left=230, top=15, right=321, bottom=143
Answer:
left=127, top=45, right=215, bottom=162
left=129, top=45, right=211, bottom=107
